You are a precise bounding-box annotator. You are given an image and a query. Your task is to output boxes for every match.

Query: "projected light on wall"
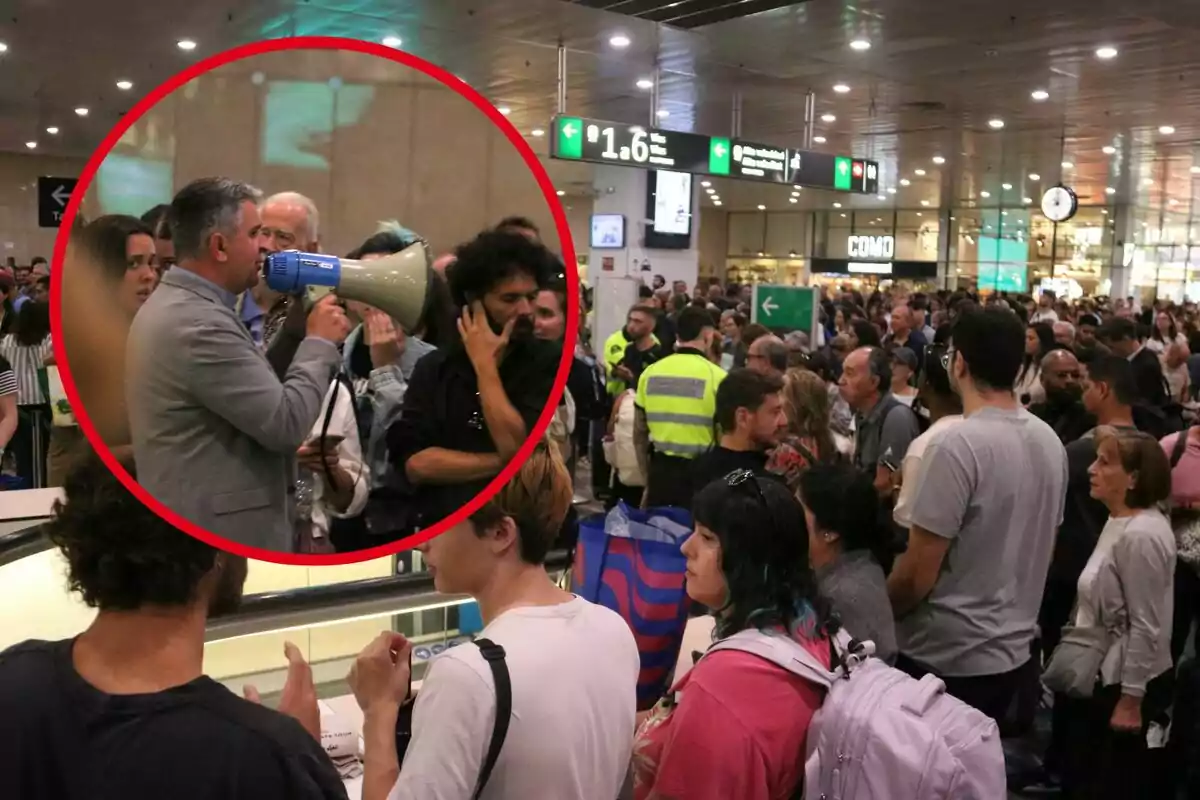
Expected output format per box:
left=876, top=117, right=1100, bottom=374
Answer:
left=260, top=80, right=375, bottom=169
left=94, top=154, right=175, bottom=218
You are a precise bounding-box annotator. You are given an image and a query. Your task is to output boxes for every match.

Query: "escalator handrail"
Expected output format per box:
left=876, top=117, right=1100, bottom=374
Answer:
left=206, top=549, right=570, bottom=641
left=0, top=525, right=50, bottom=566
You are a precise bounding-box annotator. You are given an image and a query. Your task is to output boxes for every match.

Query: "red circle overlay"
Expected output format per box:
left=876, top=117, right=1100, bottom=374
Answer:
left=50, top=36, right=579, bottom=566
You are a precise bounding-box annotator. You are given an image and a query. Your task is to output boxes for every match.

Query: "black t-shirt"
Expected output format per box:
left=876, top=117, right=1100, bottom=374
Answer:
left=687, top=446, right=780, bottom=509
left=387, top=336, right=561, bottom=522
left=0, top=639, right=347, bottom=800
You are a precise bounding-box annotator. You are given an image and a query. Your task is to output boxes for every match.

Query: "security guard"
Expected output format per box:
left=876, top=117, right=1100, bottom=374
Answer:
left=604, top=304, right=661, bottom=397
left=634, top=306, right=726, bottom=508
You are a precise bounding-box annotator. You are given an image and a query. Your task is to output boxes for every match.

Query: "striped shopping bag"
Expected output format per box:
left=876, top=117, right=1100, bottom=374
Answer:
left=573, top=502, right=692, bottom=709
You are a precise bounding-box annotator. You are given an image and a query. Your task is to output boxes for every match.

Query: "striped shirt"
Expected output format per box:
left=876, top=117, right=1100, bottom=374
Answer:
left=0, top=335, right=51, bottom=405
left=0, top=355, right=15, bottom=397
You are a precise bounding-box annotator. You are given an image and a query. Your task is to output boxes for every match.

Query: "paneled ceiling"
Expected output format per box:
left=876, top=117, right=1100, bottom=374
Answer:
left=1, top=0, right=1198, bottom=214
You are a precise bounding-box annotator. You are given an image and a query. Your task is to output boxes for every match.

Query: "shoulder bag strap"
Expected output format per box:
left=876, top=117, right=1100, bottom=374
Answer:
left=473, top=638, right=511, bottom=800
left=1171, top=425, right=1194, bottom=469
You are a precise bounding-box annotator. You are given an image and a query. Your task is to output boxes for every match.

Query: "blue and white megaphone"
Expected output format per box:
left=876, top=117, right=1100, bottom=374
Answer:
left=263, top=239, right=431, bottom=330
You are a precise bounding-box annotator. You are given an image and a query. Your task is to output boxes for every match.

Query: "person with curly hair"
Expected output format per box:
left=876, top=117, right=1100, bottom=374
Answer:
left=0, top=451, right=346, bottom=799
left=767, top=367, right=839, bottom=490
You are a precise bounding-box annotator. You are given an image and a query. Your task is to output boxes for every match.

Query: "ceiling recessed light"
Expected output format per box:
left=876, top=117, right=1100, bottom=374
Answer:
left=849, top=38, right=871, bottom=51
left=530, top=128, right=545, bottom=137
left=382, top=36, right=402, bottom=48
left=609, top=34, right=631, bottom=48
left=1002, top=182, right=1013, bottom=190
left=920, top=200, right=930, bottom=206
left=1192, top=166, right=1200, bottom=175
left=1022, top=196, right=1033, bottom=203
left=877, top=195, right=887, bottom=200
left=915, top=212, right=923, bottom=217
left=116, top=80, right=133, bottom=90
left=914, top=168, right=926, bottom=176
left=656, top=109, right=669, bottom=118
left=1106, top=186, right=1116, bottom=194
left=1095, top=45, right=1118, bottom=60
left=791, top=191, right=800, bottom=197
left=0, top=42, right=8, bottom=53
left=789, top=197, right=798, bottom=203
left=177, top=39, right=197, bottom=51
left=1159, top=125, right=1176, bottom=135
left=988, top=118, right=1005, bottom=129
left=701, top=181, right=711, bottom=187
left=932, top=155, right=946, bottom=165
left=74, top=107, right=88, bottom=116
left=757, top=204, right=766, bottom=210
left=45, top=126, right=58, bottom=135
left=1143, top=177, right=1154, bottom=186
left=711, top=195, right=720, bottom=201
left=820, top=113, right=836, bottom=123
left=705, top=188, right=715, bottom=194
left=555, top=190, right=565, bottom=196
left=833, top=202, right=842, bottom=208
left=1169, top=198, right=1178, bottom=206
left=1102, top=145, right=1116, bottom=155
left=980, top=190, right=991, bottom=198
left=813, top=135, right=827, bottom=144
left=496, top=105, right=511, bottom=116
left=900, top=178, right=911, bottom=186
left=636, top=78, right=653, bottom=90
left=1031, top=89, right=1049, bottom=101
left=833, top=83, right=850, bottom=94
left=1002, top=210, right=1008, bottom=216
left=887, top=187, right=897, bottom=194
left=792, top=185, right=801, bottom=190
left=1061, top=161, right=1074, bottom=169
left=25, top=141, right=36, bottom=149
left=713, top=200, right=722, bottom=206
left=1029, top=173, right=1041, bottom=181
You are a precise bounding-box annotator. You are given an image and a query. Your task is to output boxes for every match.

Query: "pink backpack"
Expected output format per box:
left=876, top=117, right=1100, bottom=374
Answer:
left=706, top=629, right=1006, bottom=800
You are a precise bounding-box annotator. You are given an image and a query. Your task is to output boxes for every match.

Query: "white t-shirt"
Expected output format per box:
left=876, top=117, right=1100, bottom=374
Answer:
left=893, top=414, right=964, bottom=529
left=389, top=597, right=640, bottom=800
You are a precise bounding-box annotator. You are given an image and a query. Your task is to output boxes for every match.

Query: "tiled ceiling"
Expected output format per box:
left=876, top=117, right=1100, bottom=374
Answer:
left=1, top=0, right=1198, bottom=214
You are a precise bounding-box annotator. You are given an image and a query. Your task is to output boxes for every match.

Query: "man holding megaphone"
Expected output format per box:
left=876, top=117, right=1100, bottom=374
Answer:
left=126, top=177, right=352, bottom=552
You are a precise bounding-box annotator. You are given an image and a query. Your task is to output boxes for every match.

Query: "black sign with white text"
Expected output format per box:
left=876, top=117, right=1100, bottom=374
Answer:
left=38, top=177, right=78, bottom=228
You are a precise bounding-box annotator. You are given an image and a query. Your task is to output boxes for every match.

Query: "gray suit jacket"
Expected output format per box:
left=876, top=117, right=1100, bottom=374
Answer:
left=126, top=267, right=340, bottom=551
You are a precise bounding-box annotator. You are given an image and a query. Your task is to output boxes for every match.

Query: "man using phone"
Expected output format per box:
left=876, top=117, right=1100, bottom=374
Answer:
left=387, top=229, right=560, bottom=531
left=127, top=177, right=352, bottom=552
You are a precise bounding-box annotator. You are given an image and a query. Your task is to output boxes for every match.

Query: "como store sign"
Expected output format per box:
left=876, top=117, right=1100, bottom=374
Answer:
left=847, top=234, right=895, bottom=261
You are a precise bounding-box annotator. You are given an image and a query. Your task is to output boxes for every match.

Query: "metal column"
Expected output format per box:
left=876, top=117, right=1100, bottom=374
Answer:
left=803, top=91, right=816, bottom=149
left=556, top=42, right=567, bottom=114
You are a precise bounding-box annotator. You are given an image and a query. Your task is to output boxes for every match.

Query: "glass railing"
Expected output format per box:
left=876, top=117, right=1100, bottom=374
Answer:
left=0, top=487, right=567, bottom=695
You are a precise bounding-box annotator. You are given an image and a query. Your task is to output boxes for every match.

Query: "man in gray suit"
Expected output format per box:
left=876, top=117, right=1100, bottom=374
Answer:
left=126, top=177, right=351, bottom=551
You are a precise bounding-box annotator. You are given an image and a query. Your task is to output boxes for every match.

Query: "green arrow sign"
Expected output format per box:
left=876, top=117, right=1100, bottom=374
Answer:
left=556, top=116, right=583, bottom=159
left=750, top=284, right=818, bottom=337
left=709, top=137, right=731, bottom=175
left=834, top=156, right=852, bottom=191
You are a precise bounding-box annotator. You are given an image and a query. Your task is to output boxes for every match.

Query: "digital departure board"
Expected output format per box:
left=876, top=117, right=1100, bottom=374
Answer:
left=551, top=115, right=879, bottom=194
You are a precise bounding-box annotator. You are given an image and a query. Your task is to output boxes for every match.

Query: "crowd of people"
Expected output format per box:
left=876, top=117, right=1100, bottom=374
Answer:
left=3, top=178, right=569, bottom=555
left=5, top=222, right=1200, bottom=797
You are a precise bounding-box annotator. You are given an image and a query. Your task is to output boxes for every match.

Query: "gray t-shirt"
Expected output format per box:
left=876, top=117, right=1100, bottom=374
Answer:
left=897, top=406, right=1068, bottom=676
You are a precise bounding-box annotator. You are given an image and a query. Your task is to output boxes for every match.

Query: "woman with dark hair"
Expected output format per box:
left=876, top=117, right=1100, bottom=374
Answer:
left=43, top=215, right=158, bottom=484
left=849, top=317, right=882, bottom=349
left=1016, top=321, right=1056, bottom=405
left=798, top=460, right=897, bottom=663
left=79, top=215, right=158, bottom=317
left=632, top=471, right=832, bottom=799
left=1147, top=310, right=1185, bottom=354
left=0, top=299, right=52, bottom=486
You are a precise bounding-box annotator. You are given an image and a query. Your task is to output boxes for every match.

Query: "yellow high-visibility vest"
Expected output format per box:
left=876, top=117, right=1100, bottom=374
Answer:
left=604, top=329, right=659, bottom=395
left=635, top=351, right=726, bottom=458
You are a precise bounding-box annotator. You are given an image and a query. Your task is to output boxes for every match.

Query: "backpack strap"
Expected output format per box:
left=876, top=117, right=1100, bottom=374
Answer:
left=705, top=629, right=840, bottom=689
left=1171, top=426, right=1195, bottom=469
left=473, top=638, right=511, bottom=800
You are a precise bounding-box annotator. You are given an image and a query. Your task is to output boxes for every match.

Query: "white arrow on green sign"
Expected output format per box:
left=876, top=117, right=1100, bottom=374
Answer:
left=750, top=284, right=819, bottom=339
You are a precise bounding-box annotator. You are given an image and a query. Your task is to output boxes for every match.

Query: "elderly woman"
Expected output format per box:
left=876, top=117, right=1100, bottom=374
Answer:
left=1055, top=426, right=1175, bottom=799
